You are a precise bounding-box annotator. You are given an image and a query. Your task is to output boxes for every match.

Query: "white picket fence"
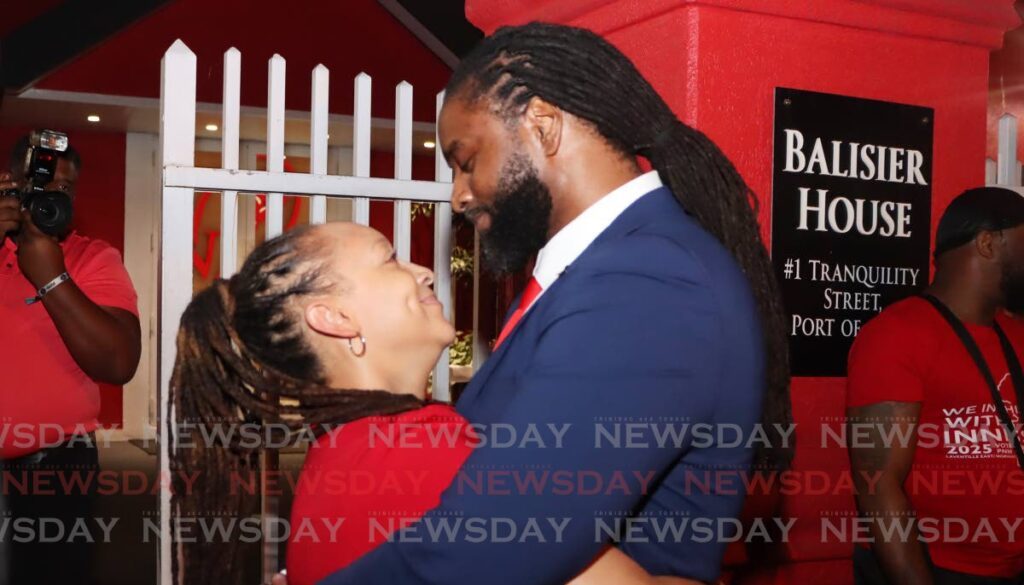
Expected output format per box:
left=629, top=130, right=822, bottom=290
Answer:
left=157, top=40, right=458, bottom=584
left=986, top=113, right=1024, bottom=193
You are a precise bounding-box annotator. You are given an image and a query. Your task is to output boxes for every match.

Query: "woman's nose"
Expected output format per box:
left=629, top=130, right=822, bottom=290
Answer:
left=407, top=262, right=435, bottom=287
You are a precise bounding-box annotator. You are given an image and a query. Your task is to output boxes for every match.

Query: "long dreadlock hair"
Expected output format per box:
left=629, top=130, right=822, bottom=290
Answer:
left=169, top=225, right=425, bottom=584
left=447, top=22, right=792, bottom=469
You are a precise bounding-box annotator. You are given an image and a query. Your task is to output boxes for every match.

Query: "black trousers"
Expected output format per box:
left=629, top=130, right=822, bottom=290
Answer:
left=854, top=545, right=1024, bottom=585
left=1, top=435, right=98, bottom=585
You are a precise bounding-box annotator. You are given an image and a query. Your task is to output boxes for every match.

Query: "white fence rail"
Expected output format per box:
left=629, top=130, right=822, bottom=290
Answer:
left=158, top=39, right=455, bottom=584
left=986, top=113, right=1024, bottom=194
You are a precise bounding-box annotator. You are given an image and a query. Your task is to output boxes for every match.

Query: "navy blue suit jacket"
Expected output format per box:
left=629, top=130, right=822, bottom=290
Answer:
left=319, top=186, right=765, bottom=584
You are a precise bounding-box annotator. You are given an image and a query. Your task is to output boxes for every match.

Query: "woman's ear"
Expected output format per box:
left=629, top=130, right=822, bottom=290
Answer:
left=304, top=301, right=360, bottom=339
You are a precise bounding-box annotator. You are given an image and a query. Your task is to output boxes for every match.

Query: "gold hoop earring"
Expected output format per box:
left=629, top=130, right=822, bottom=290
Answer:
left=349, top=335, right=367, bottom=357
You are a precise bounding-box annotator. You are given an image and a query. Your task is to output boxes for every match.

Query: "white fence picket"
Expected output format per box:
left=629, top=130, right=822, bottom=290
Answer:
left=220, top=48, right=241, bottom=277
left=263, top=57, right=287, bottom=585
left=310, top=65, right=329, bottom=224
left=158, top=39, right=196, bottom=585
left=433, top=91, right=453, bottom=401
left=352, top=73, right=372, bottom=225
left=266, top=54, right=286, bottom=238
left=394, top=82, right=413, bottom=261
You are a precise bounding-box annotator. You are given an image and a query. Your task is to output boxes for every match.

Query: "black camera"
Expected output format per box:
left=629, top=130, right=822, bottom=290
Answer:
left=3, top=129, right=74, bottom=237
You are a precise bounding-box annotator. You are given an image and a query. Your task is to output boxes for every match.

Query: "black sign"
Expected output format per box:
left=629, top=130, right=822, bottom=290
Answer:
left=771, top=88, right=933, bottom=377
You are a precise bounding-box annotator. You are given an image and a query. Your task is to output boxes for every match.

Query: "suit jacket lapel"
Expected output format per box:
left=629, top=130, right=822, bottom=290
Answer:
left=455, top=186, right=677, bottom=415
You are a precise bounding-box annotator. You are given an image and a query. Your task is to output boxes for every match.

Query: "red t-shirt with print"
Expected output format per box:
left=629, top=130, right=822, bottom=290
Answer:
left=847, top=296, right=1024, bottom=577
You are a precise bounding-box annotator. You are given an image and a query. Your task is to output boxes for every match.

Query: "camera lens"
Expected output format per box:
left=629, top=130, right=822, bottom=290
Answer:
left=37, top=203, right=57, bottom=220
left=25, top=191, right=73, bottom=236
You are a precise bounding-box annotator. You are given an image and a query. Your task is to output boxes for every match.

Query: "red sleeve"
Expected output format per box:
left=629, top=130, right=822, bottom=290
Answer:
left=846, top=308, right=927, bottom=408
left=72, top=242, right=139, bottom=317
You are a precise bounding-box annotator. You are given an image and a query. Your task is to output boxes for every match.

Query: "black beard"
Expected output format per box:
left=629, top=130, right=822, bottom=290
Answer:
left=1001, top=259, right=1024, bottom=315
left=477, top=152, right=552, bottom=276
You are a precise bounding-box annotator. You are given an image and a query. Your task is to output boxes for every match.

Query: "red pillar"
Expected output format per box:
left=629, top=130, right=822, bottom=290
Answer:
left=465, top=1, right=1020, bottom=581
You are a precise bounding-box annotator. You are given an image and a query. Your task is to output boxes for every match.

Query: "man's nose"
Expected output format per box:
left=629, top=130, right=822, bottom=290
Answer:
left=450, top=178, right=473, bottom=214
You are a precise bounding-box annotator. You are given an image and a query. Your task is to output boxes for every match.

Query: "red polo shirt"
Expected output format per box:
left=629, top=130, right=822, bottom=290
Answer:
left=0, top=232, right=138, bottom=459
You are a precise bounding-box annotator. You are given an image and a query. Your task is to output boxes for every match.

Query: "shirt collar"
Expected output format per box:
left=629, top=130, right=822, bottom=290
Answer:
left=532, top=170, right=662, bottom=291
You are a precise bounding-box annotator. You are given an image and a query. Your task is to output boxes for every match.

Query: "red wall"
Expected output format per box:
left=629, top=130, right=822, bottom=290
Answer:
left=611, top=8, right=987, bottom=569
left=34, top=0, right=450, bottom=124
left=0, top=125, right=127, bottom=428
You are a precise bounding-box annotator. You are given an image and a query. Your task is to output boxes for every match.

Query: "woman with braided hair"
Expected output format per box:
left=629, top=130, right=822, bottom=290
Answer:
left=172, top=222, right=698, bottom=585
left=169, top=222, right=455, bottom=584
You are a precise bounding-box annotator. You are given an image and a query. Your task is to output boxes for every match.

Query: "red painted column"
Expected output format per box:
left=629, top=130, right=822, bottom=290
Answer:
left=465, top=1, right=1019, bottom=581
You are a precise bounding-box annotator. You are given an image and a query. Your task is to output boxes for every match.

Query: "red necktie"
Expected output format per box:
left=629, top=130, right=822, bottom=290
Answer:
left=494, top=277, right=543, bottom=349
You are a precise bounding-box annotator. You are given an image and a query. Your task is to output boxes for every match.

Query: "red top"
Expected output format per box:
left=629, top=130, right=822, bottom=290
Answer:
left=286, top=403, right=475, bottom=585
left=0, top=233, right=138, bottom=459
left=847, top=297, right=1024, bottom=577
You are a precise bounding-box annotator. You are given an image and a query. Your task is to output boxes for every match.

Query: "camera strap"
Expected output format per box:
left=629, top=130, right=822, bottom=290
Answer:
left=920, top=294, right=1024, bottom=471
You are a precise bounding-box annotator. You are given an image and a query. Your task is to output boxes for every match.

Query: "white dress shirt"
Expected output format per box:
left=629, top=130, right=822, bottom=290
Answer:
left=530, top=170, right=664, bottom=304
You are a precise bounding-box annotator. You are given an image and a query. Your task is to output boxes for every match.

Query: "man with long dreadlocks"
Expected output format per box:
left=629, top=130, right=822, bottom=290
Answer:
left=306, top=21, right=791, bottom=585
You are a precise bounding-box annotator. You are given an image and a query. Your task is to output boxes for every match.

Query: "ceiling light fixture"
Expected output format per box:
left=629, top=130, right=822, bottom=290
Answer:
left=87, top=115, right=101, bottom=123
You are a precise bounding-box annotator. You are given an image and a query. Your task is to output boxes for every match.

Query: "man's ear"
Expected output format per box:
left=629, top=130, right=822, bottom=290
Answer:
left=974, top=231, right=1007, bottom=262
left=304, top=301, right=360, bottom=339
left=523, top=96, right=563, bottom=157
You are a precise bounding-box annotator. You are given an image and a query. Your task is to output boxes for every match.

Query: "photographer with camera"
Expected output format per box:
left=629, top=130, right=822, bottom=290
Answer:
left=0, top=131, right=141, bottom=584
